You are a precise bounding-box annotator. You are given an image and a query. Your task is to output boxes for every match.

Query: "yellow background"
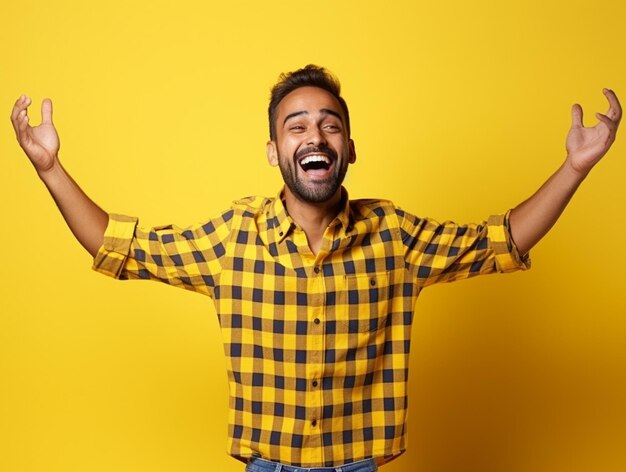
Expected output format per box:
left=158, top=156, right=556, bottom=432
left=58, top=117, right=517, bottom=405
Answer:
left=1, top=1, right=625, bottom=471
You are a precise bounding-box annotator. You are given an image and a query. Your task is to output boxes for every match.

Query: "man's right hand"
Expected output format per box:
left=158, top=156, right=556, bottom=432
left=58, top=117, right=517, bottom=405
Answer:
left=10, top=95, right=108, bottom=257
left=11, top=95, right=60, bottom=174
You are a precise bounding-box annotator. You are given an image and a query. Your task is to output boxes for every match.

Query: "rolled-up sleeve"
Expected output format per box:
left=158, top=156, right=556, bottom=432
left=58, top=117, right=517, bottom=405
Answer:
left=92, top=214, right=138, bottom=279
left=92, top=210, right=233, bottom=297
left=399, top=208, right=530, bottom=287
left=487, top=211, right=531, bottom=274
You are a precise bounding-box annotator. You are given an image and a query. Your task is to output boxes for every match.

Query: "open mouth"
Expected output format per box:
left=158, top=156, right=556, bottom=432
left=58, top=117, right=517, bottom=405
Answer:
left=299, top=154, right=332, bottom=173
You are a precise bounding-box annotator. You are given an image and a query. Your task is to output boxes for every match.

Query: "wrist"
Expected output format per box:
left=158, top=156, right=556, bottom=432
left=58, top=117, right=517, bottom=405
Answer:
left=563, top=155, right=591, bottom=182
left=36, top=156, right=64, bottom=183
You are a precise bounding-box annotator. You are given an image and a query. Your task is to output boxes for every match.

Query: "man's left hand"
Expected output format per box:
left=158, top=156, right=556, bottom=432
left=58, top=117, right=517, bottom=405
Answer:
left=566, top=88, right=621, bottom=176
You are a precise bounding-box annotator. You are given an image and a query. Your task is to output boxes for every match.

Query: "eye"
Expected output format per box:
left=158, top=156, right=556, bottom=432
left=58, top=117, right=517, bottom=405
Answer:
left=323, top=123, right=341, bottom=132
left=289, top=125, right=306, bottom=132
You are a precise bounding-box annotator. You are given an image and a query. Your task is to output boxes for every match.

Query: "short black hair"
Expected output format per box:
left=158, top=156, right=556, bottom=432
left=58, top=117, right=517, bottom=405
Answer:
left=268, top=64, right=351, bottom=140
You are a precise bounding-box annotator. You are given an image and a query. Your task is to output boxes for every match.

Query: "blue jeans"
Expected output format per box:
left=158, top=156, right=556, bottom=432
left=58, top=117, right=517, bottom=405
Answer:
left=245, top=457, right=378, bottom=472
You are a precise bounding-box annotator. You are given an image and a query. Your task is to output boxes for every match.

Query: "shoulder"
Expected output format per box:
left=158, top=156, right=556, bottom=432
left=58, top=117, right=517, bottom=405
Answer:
left=231, top=195, right=273, bottom=215
left=349, top=198, right=407, bottom=220
left=349, top=199, right=429, bottom=237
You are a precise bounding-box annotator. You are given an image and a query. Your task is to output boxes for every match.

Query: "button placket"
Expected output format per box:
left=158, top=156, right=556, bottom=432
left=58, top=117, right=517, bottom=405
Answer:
left=305, top=262, right=325, bottom=463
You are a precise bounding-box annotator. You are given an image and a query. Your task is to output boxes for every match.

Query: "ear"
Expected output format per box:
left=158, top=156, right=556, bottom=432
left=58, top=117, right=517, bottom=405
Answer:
left=266, top=141, right=278, bottom=167
left=348, top=139, right=357, bottom=164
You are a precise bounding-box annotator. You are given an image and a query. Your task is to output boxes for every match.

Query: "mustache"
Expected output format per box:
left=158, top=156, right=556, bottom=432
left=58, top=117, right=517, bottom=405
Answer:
left=294, top=145, right=338, bottom=161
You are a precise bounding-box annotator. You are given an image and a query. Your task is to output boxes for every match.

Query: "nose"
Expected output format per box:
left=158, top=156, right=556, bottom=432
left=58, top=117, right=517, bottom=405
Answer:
left=306, top=125, right=327, bottom=146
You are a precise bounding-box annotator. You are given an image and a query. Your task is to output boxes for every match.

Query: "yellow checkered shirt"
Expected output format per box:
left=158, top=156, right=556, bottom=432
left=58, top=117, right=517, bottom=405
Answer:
left=93, top=190, right=529, bottom=467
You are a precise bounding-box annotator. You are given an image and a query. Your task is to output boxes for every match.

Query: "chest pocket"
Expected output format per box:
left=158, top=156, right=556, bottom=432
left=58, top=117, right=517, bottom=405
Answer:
left=340, top=272, right=391, bottom=333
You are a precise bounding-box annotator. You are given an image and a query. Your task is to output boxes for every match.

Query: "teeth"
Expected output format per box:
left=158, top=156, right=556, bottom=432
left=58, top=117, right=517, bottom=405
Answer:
left=300, top=154, right=331, bottom=165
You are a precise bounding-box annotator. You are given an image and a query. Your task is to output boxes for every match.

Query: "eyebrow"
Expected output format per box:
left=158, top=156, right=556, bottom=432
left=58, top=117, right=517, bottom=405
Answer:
left=283, top=108, right=344, bottom=126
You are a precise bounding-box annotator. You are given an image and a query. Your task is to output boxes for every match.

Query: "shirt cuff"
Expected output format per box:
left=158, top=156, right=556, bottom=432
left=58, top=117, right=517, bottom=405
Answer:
left=488, top=211, right=531, bottom=273
left=92, top=214, right=138, bottom=279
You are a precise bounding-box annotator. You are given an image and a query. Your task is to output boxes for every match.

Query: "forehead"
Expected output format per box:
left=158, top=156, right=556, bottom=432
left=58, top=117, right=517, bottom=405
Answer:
left=277, top=86, right=345, bottom=120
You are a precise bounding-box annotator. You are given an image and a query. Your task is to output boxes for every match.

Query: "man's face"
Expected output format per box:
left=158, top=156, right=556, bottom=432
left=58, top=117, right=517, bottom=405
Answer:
left=267, top=86, right=356, bottom=204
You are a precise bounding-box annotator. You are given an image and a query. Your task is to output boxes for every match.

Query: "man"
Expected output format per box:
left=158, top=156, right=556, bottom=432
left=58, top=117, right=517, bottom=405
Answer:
left=11, top=65, right=621, bottom=472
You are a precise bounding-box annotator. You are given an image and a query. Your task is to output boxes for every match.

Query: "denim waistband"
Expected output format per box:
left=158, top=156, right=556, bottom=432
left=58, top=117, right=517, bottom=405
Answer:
left=245, top=457, right=378, bottom=472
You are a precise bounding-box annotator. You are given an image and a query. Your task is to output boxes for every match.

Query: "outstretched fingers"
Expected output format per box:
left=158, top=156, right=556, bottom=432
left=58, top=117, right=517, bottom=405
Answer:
left=595, top=112, right=617, bottom=143
left=11, top=95, right=28, bottom=121
left=11, top=95, right=31, bottom=136
left=603, top=88, right=622, bottom=124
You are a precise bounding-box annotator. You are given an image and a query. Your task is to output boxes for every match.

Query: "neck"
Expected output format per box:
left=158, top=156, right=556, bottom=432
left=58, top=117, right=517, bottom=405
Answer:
left=282, top=187, right=343, bottom=255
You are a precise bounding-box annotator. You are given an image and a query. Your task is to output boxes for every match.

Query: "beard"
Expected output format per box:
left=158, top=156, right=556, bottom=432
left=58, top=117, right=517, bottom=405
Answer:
left=278, top=145, right=348, bottom=204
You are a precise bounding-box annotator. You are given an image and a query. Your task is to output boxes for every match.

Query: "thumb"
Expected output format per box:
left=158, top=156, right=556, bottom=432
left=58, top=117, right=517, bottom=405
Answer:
left=41, top=98, right=53, bottom=125
left=571, top=103, right=583, bottom=128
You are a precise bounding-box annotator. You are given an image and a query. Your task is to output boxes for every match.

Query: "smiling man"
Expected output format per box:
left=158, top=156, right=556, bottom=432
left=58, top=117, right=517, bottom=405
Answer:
left=268, top=85, right=355, bottom=202
left=11, top=65, right=621, bottom=472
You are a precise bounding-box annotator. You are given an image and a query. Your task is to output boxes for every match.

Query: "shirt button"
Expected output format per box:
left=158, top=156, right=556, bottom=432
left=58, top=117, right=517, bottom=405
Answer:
left=314, top=318, right=320, bottom=325
left=312, top=380, right=318, bottom=387
left=314, top=267, right=320, bottom=274
left=311, top=419, right=317, bottom=427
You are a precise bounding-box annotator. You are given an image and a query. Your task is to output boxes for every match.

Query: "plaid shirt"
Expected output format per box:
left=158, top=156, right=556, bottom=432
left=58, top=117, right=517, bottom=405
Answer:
left=93, top=189, right=529, bottom=467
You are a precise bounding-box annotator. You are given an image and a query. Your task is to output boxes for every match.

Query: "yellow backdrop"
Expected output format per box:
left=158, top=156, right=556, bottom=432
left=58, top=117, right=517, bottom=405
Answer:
left=1, top=1, right=625, bottom=471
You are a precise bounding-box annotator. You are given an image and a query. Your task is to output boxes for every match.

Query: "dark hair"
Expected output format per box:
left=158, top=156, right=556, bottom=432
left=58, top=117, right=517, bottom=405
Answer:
left=268, top=64, right=351, bottom=140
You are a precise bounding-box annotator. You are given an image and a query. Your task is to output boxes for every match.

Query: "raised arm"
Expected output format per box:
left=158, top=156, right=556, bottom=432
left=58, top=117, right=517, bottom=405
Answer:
left=509, top=89, right=622, bottom=256
left=11, top=96, right=108, bottom=257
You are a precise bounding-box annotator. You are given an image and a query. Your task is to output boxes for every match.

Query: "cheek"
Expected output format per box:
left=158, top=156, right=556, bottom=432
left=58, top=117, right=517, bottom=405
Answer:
left=279, top=139, right=302, bottom=157
left=330, top=135, right=348, bottom=148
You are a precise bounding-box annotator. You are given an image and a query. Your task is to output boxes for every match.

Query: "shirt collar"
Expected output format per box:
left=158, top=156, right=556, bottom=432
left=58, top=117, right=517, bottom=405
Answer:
left=269, top=187, right=353, bottom=244
left=269, top=191, right=295, bottom=244
left=335, top=187, right=352, bottom=231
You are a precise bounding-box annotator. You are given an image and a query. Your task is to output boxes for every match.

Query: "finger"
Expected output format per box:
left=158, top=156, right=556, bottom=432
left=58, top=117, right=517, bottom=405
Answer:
left=18, top=108, right=29, bottom=128
left=10, top=95, right=30, bottom=122
left=595, top=112, right=616, bottom=131
left=603, top=88, right=622, bottom=124
left=41, top=98, right=53, bottom=124
left=16, top=109, right=30, bottom=137
left=10, top=97, right=24, bottom=134
left=571, top=103, right=583, bottom=128
left=10, top=95, right=24, bottom=122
